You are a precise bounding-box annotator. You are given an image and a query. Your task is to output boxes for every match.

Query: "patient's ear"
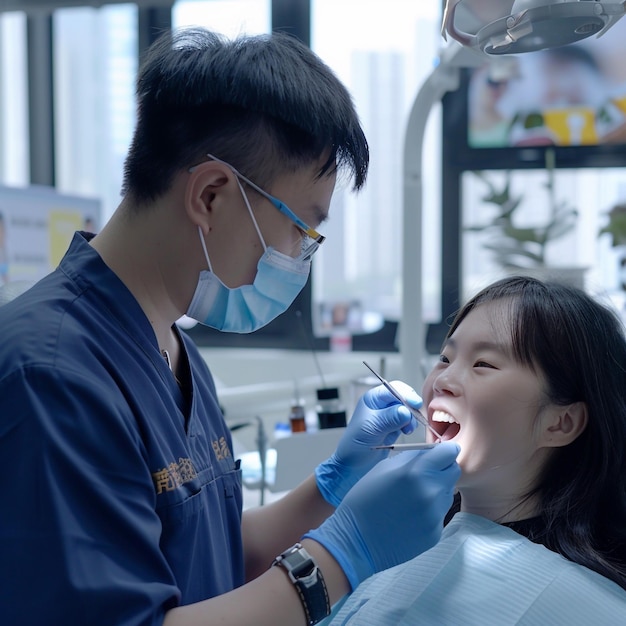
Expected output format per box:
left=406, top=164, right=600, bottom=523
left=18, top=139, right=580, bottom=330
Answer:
left=540, top=401, right=588, bottom=448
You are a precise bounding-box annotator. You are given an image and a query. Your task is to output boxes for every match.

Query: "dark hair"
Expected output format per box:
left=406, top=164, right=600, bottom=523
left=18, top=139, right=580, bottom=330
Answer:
left=447, top=276, right=626, bottom=590
left=122, top=27, right=369, bottom=204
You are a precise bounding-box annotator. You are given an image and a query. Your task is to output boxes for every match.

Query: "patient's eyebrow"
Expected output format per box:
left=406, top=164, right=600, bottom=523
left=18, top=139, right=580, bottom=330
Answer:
left=442, top=337, right=511, bottom=356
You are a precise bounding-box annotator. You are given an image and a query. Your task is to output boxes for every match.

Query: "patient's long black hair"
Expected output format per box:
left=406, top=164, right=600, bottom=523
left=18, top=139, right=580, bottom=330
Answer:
left=446, top=276, right=626, bottom=591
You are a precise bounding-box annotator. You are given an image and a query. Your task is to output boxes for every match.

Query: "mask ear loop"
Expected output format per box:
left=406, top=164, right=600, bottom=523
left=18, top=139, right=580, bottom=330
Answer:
left=197, top=176, right=269, bottom=273
left=235, top=177, right=268, bottom=254
left=198, top=227, right=214, bottom=273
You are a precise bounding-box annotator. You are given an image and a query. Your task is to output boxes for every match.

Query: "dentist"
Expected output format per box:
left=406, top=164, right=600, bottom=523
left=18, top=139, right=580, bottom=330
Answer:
left=0, top=27, right=460, bottom=626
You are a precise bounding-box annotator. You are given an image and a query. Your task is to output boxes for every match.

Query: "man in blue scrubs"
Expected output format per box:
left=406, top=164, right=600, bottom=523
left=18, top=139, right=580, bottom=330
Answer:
left=0, top=27, right=460, bottom=625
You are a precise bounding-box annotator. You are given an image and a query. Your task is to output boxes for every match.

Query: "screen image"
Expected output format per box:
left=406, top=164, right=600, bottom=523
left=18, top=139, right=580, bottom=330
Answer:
left=467, top=23, right=626, bottom=149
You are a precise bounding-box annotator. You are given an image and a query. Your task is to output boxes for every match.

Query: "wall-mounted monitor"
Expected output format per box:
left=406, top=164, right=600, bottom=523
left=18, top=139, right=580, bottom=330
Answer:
left=443, top=18, right=626, bottom=170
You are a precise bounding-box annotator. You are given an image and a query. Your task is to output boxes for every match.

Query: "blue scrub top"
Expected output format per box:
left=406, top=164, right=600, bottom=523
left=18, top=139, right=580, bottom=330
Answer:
left=0, top=233, right=244, bottom=626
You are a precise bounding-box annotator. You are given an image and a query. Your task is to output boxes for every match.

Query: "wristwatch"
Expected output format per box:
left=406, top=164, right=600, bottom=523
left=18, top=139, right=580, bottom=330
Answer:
left=272, top=543, right=331, bottom=625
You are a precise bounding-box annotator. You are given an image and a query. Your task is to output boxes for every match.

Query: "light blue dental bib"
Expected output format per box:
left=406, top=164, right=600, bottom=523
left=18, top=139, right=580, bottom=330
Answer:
left=326, top=512, right=626, bottom=625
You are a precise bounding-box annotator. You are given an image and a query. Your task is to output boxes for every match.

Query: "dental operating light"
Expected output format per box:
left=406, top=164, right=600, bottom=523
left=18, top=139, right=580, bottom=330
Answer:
left=443, top=0, right=626, bottom=55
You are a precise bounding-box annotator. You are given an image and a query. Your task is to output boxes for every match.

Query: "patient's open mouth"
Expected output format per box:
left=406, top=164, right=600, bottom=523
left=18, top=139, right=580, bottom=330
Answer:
left=431, top=410, right=461, bottom=441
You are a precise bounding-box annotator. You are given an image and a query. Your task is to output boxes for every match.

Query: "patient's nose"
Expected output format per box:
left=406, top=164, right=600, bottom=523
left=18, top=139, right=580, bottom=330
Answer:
left=432, top=366, right=462, bottom=397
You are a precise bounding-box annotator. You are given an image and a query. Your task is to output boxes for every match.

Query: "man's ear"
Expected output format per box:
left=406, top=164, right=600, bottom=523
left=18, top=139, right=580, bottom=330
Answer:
left=184, top=161, right=234, bottom=233
left=541, top=401, right=588, bottom=448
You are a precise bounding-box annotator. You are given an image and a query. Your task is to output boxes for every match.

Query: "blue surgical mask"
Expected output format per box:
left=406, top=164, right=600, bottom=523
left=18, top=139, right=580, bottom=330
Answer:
left=186, top=179, right=311, bottom=333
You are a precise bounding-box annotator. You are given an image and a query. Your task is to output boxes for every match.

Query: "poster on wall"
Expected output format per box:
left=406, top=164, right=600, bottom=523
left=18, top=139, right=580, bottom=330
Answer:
left=0, top=184, right=100, bottom=287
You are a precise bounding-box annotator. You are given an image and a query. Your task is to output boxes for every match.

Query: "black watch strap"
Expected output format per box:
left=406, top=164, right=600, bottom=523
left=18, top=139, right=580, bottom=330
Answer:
left=272, top=543, right=331, bottom=625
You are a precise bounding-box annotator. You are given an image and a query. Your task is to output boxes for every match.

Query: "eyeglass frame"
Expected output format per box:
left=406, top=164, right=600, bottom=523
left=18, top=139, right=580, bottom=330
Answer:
left=190, top=154, right=326, bottom=261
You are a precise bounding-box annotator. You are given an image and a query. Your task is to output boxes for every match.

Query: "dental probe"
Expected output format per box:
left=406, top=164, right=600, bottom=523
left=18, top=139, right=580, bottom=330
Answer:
left=362, top=361, right=442, bottom=442
left=372, top=443, right=438, bottom=451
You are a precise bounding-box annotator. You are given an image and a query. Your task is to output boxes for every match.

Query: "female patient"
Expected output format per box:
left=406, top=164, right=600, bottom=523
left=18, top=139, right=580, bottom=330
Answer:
left=327, top=276, right=626, bottom=624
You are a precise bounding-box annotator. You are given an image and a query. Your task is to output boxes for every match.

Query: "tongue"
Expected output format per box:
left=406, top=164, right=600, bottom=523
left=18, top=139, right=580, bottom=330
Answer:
left=440, top=422, right=460, bottom=441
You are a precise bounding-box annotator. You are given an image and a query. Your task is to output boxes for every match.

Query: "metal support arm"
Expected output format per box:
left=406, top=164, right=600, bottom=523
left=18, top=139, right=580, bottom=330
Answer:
left=400, top=43, right=484, bottom=390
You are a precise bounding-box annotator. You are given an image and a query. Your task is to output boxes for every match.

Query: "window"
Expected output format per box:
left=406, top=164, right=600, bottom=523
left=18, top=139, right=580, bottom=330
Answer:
left=54, top=4, right=138, bottom=228
left=1, top=1, right=445, bottom=352
left=173, top=0, right=270, bottom=35
left=311, top=1, right=444, bottom=337
left=462, top=166, right=626, bottom=310
left=0, top=11, right=28, bottom=187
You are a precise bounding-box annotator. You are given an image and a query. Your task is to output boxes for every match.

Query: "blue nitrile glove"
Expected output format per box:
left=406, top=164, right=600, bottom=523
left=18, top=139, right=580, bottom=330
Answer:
left=305, top=442, right=460, bottom=590
left=315, top=381, right=421, bottom=507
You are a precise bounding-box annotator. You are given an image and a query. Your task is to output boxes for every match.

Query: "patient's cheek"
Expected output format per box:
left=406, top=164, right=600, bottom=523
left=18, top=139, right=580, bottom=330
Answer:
left=454, top=449, right=469, bottom=479
left=454, top=448, right=492, bottom=485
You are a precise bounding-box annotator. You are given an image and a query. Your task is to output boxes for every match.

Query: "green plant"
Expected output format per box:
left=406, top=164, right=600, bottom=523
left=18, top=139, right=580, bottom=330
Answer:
left=466, top=155, right=578, bottom=269
left=599, top=202, right=626, bottom=248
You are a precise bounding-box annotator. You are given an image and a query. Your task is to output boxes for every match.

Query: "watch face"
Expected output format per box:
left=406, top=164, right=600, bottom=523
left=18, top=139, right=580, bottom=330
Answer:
left=282, top=547, right=315, bottom=578
left=289, top=551, right=309, bottom=568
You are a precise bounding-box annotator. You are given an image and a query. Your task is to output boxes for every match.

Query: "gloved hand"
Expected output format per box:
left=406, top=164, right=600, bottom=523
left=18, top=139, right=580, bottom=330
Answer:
left=315, top=381, right=421, bottom=507
left=305, top=442, right=461, bottom=590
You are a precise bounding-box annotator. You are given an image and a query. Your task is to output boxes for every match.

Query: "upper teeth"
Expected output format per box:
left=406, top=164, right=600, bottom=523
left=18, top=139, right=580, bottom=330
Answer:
left=432, top=410, right=457, bottom=424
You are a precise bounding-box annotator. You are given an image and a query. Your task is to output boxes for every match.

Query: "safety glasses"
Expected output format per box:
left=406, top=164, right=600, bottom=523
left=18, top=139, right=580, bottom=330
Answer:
left=199, top=154, right=326, bottom=261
